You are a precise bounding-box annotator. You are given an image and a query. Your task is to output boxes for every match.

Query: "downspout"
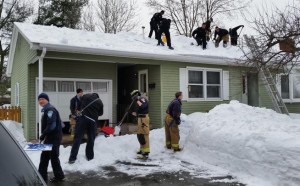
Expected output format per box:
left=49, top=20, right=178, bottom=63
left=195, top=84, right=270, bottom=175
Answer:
left=38, top=47, right=47, bottom=139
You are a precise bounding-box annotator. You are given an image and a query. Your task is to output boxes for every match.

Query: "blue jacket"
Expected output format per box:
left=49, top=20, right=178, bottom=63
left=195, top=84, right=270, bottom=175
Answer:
left=41, top=103, right=63, bottom=144
left=166, top=98, right=182, bottom=124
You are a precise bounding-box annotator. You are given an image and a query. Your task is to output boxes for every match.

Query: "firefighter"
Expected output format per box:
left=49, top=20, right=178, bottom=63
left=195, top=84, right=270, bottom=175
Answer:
left=148, top=10, right=165, bottom=39
left=192, top=23, right=207, bottom=50
left=69, top=88, right=83, bottom=136
left=37, top=93, right=65, bottom=183
left=157, top=18, right=174, bottom=50
left=130, top=90, right=150, bottom=159
left=204, top=17, right=213, bottom=41
left=165, top=91, right=183, bottom=152
left=68, top=93, right=103, bottom=164
left=229, top=25, right=244, bottom=46
left=213, top=26, right=229, bottom=48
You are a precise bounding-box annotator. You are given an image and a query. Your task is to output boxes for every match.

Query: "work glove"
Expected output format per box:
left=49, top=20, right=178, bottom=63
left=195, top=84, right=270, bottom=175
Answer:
left=39, top=134, right=45, bottom=142
left=242, top=25, right=244, bottom=27
left=175, top=118, right=181, bottom=125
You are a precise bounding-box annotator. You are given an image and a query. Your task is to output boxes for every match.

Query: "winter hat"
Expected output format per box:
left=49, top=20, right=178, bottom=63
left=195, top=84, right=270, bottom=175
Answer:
left=38, top=93, right=49, bottom=102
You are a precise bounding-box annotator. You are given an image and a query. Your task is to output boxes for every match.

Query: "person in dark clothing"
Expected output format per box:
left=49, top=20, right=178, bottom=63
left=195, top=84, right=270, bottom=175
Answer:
left=213, top=26, right=229, bottom=48
left=192, top=23, right=207, bottom=50
left=157, top=18, right=174, bottom=50
left=130, top=90, right=150, bottom=159
left=165, top=91, right=183, bottom=152
left=69, top=93, right=103, bottom=164
left=37, top=93, right=65, bottom=183
left=229, top=25, right=244, bottom=46
left=69, top=88, right=83, bottom=135
left=148, top=10, right=165, bottom=39
left=204, top=17, right=213, bottom=41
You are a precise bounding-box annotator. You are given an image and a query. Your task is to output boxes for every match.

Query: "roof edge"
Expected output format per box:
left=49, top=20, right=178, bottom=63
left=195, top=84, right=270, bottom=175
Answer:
left=39, top=43, right=239, bottom=66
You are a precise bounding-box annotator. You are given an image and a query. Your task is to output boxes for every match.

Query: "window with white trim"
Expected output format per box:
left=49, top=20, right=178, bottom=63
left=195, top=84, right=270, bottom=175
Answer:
left=278, top=73, right=300, bottom=102
left=180, top=67, right=227, bottom=101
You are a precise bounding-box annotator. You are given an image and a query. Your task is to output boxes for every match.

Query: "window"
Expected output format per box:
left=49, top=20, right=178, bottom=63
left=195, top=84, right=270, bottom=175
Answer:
left=278, top=73, right=300, bottom=102
left=93, top=82, right=107, bottom=92
left=184, top=68, right=223, bottom=100
left=58, top=81, right=74, bottom=92
left=43, top=80, right=56, bottom=92
left=76, top=81, right=91, bottom=92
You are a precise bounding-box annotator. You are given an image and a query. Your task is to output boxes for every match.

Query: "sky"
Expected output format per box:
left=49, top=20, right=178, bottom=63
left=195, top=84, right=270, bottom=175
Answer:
left=4, top=101, right=300, bottom=186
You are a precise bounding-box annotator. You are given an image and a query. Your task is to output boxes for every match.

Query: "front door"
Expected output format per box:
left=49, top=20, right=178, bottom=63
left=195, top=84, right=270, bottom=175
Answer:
left=138, top=69, right=148, bottom=99
left=247, top=72, right=259, bottom=107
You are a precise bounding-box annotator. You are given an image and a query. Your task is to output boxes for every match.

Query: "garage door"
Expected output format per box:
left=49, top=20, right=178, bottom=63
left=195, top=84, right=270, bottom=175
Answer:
left=36, top=78, right=112, bottom=122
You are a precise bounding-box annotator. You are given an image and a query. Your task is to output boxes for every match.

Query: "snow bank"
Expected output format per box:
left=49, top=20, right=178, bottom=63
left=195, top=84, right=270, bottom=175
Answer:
left=184, top=100, right=300, bottom=186
left=3, top=101, right=300, bottom=186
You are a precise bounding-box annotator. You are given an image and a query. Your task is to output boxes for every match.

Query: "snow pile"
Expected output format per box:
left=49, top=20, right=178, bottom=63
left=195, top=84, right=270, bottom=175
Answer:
left=3, top=101, right=300, bottom=186
left=1, top=120, right=26, bottom=146
left=15, top=22, right=245, bottom=60
left=184, top=100, right=300, bottom=186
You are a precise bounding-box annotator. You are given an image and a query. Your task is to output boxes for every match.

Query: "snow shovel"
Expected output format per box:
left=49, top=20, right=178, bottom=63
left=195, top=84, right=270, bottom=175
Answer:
left=114, top=99, right=136, bottom=136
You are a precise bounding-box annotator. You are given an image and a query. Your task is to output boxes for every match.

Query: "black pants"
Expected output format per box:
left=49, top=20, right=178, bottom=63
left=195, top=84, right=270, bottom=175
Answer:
left=158, top=29, right=171, bottom=47
left=69, top=116, right=97, bottom=161
left=148, top=22, right=158, bottom=39
left=231, top=36, right=238, bottom=46
left=195, top=36, right=207, bottom=49
left=38, top=144, right=64, bottom=182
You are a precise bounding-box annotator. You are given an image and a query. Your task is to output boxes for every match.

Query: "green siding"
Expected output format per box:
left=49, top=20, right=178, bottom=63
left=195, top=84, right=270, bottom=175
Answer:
left=28, top=59, right=117, bottom=139
left=160, top=61, right=245, bottom=127
left=10, top=34, right=37, bottom=140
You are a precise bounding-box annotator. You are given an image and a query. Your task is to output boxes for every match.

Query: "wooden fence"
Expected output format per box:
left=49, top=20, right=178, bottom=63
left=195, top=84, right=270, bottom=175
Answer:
left=0, top=106, right=21, bottom=122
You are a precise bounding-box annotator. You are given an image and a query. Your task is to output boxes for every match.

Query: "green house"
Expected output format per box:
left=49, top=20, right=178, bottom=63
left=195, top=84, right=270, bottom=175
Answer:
left=7, top=23, right=300, bottom=141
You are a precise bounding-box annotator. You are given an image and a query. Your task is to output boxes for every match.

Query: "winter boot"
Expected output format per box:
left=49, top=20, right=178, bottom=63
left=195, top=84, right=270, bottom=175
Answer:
left=168, top=46, right=174, bottom=50
left=49, top=176, right=65, bottom=183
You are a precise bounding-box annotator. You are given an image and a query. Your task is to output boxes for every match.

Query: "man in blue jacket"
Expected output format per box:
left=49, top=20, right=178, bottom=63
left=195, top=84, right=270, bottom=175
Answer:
left=38, top=93, right=65, bottom=183
left=165, top=91, right=183, bottom=152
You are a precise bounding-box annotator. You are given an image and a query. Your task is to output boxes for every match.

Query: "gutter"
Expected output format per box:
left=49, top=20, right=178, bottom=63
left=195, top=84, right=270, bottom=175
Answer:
left=38, top=43, right=239, bottom=66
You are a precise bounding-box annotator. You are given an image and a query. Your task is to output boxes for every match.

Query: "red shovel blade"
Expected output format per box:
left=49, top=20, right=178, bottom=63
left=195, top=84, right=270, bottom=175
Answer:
left=100, top=126, right=115, bottom=135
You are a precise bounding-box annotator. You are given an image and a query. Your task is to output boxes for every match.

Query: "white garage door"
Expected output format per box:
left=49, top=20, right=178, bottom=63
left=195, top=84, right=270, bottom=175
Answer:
left=36, top=78, right=112, bottom=123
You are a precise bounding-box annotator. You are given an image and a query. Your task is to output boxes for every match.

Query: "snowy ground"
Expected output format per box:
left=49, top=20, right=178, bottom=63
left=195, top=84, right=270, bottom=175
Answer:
left=2, top=101, right=300, bottom=186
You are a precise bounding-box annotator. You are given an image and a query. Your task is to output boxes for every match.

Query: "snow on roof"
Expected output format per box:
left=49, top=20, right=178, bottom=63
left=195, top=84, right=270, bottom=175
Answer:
left=14, top=22, right=245, bottom=62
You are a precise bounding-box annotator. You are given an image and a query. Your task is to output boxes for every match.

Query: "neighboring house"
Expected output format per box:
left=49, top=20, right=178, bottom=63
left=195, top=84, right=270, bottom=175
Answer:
left=6, top=23, right=300, bottom=141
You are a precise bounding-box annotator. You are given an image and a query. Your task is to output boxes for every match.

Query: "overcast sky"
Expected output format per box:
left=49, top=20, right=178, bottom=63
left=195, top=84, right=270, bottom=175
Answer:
left=136, top=0, right=297, bottom=36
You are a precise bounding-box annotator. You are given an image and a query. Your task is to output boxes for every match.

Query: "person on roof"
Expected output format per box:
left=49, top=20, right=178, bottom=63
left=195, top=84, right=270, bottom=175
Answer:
left=148, top=10, right=165, bottom=40
left=229, top=25, right=244, bottom=46
left=192, top=23, right=207, bottom=50
left=157, top=18, right=174, bottom=50
left=204, top=17, right=213, bottom=41
left=213, top=26, right=229, bottom=48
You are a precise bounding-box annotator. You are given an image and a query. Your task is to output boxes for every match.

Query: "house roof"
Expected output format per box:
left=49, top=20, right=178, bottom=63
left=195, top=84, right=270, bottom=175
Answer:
left=7, top=22, right=245, bottom=76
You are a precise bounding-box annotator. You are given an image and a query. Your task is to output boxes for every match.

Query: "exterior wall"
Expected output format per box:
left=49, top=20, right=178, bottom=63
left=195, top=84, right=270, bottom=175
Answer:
left=160, top=61, right=245, bottom=126
left=28, top=59, right=117, bottom=140
left=10, top=34, right=37, bottom=140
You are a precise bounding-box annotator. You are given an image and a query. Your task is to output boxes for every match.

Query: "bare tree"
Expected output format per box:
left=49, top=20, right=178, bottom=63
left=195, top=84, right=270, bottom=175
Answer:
left=95, top=0, right=138, bottom=34
left=0, top=0, right=33, bottom=75
left=241, top=4, right=300, bottom=71
left=80, top=2, right=95, bottom=31
left=146, top=0, right=250, bottom=37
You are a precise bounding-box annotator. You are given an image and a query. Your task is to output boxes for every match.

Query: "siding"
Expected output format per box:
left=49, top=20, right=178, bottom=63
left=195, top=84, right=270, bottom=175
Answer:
left=10, top=34, right=37, bottom=140
left=28, top=59, right=117, bottom=139
left=160, top=61, right=245, bottom=126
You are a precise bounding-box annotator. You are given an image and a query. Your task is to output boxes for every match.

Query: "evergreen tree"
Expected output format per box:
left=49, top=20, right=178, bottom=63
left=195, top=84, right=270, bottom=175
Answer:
left=35, top=0, right=88, bottom=29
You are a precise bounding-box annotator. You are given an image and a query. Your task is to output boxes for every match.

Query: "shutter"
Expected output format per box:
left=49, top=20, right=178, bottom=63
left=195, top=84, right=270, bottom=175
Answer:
left=179, top=68, right=188, bottom=101
left=222, top=71, right=229, bottom=100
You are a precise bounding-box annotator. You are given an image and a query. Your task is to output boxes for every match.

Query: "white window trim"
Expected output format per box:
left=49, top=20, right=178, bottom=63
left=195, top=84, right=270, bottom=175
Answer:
left=277, top=73, right=300, bottom=103
left=186, top=67, right=223, bottom=101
